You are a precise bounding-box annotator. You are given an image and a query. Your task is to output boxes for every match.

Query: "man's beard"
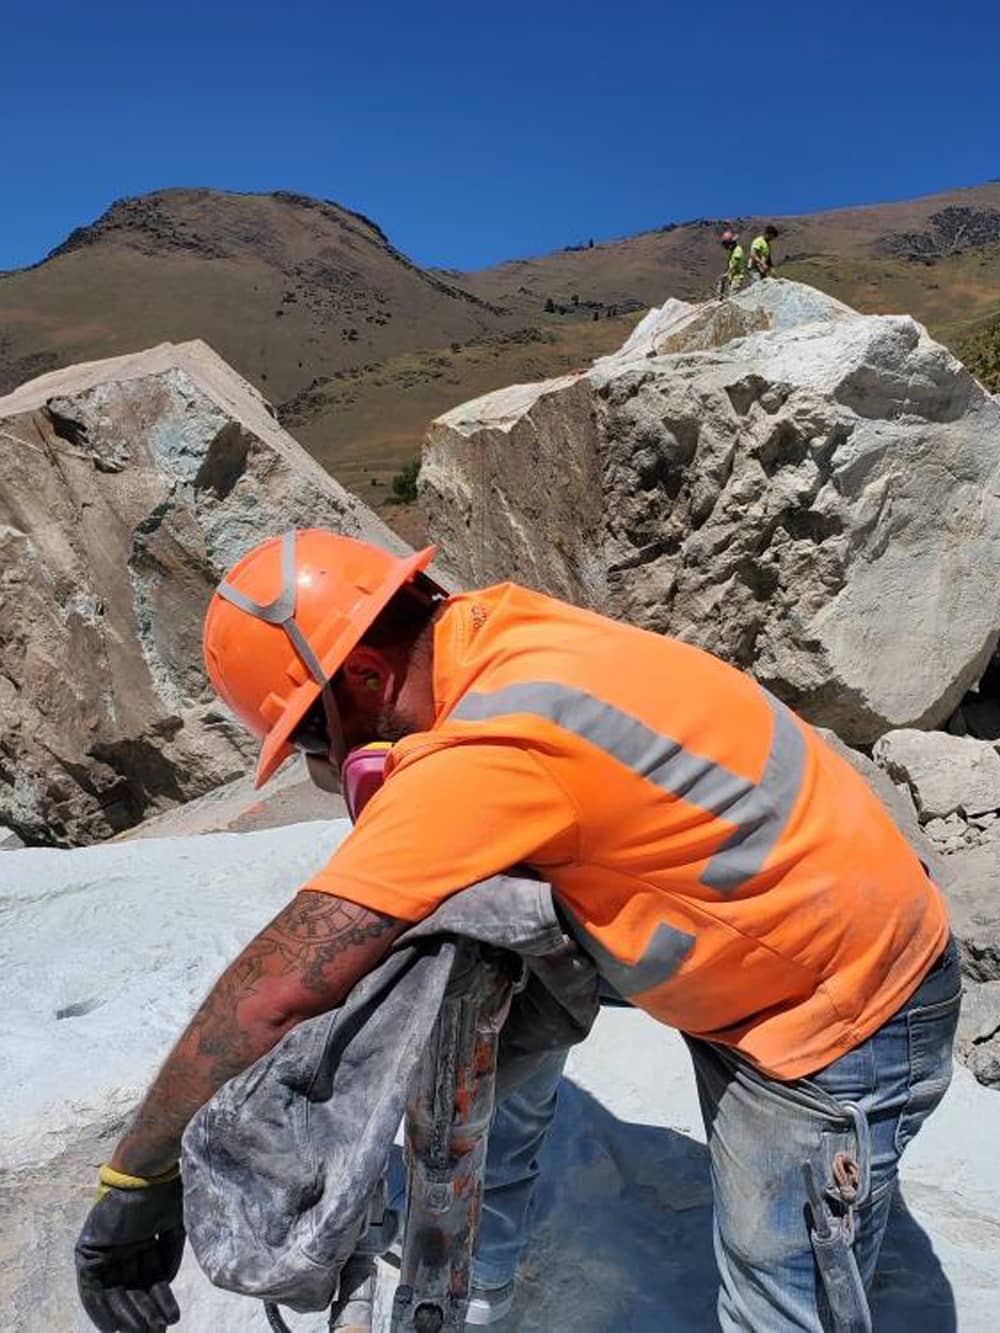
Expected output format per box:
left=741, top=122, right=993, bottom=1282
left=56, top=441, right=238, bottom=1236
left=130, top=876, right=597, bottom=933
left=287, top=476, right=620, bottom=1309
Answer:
left=374, top=703, right=416, bottom=744
left=306, top=702, right=414, bottom=795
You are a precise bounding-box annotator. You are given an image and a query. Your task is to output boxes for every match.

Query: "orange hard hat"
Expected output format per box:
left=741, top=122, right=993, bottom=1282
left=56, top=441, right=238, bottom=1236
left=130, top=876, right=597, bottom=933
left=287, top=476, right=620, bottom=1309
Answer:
left=203, top=529, right=438, bottom=787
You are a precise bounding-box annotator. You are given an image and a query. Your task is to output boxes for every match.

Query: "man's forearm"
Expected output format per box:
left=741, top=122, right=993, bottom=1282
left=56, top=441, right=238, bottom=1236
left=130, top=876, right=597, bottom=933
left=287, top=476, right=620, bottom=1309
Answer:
left=111, top=892, right=404, bottom=1176
left=109, top=968, right=294, bottom=1176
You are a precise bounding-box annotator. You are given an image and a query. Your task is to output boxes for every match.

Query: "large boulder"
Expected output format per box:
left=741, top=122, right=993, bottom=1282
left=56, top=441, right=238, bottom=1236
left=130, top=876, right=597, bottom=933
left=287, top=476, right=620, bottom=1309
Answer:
left=0, top=341, right=408, bottom=846
left=421, top=279, right=1000, bottom=744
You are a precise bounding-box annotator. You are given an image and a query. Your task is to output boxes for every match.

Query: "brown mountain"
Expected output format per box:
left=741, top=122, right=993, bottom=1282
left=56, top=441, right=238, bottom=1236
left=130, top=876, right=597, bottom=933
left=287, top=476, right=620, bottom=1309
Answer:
left=3, top=182, right=1000, bottom=528
left=0, top=189, right=509, bottom=404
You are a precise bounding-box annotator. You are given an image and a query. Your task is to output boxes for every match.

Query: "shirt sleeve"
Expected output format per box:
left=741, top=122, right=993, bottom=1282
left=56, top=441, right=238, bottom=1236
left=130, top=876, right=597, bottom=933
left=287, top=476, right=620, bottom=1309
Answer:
left=302, top=740, right=579, bottom=920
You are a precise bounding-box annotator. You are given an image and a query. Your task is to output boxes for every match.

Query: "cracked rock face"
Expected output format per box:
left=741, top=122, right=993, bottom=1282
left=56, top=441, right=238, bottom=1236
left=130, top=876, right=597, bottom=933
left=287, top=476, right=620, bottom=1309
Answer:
left=422, top=279, right=1000, bottom=744
left=0, top=341, right=409, bottom=846
left=957, top=978, right=1000, bottom=1087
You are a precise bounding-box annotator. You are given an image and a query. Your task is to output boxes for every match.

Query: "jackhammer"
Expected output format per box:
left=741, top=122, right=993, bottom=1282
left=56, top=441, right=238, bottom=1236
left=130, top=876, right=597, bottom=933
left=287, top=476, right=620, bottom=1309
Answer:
left=264, top=939, right=516, bottom=1333
left=392, top=940, right=518, bottom=1331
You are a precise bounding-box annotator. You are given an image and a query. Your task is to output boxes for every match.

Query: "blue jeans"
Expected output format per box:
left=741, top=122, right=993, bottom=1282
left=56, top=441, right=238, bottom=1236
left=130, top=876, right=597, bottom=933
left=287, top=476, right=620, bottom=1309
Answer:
left=473, top=938, right=961, bottom=1329
left=472, top=1047, right=570, bottom=1290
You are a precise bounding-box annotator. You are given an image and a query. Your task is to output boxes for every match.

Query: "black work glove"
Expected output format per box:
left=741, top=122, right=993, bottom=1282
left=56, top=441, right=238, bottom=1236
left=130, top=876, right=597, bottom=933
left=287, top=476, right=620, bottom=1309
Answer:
left=75, top=1165, right=185, bottom=1332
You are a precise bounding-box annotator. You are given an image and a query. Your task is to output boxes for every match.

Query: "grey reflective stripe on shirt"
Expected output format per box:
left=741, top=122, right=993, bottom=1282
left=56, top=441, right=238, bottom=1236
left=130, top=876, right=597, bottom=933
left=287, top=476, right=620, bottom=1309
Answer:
left=699, top=696, right=805, bottom=891
left=450, top=680, right=804, bottom=894
left=561, top=908, right=695, bottom=996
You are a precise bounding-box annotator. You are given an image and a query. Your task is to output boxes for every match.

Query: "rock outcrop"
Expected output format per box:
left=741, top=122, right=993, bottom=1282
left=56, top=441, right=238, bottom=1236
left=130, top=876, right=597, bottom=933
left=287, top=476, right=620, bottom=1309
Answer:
left=0, top=341, right=408, bottom=846
left=873, top=729, right=1000, bottom=825
left=119, top=754, right=344, bottom=840
left=421, top=279, right=1000, bottom=745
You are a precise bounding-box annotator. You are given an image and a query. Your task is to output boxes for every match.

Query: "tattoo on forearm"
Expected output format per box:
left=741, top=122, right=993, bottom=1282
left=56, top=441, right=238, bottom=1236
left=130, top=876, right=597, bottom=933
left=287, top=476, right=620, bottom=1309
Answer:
left=113, top=895, right=400, bottom=1175
left=262, top=894, right=398, bottom=991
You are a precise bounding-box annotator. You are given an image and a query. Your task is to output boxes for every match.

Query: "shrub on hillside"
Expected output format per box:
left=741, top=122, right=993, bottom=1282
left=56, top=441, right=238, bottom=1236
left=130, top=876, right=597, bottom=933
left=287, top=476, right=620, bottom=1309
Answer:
left=389, top=457, right=420, bottom=505
left=959, top=318, right=1000, bottom=393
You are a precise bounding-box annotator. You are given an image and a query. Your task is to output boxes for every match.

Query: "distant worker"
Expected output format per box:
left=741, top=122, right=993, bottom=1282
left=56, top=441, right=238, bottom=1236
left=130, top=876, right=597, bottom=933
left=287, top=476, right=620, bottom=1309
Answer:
left=718, top=229, right=745, bottom=298
left=750, top=224, right=780, bottom=280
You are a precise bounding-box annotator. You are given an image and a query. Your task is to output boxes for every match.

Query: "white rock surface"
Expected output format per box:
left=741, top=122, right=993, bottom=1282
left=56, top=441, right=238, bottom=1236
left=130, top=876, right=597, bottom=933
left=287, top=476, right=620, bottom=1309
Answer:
left=2, top=821, right=999, bottom=1329
left=0, top=821, right=347, bottom=1331
left=1, top=821, right=348, bottom=1170
left=873, top=728, right=1000, bottom=821
left=958, top=979, right=1000, bottom=1046
left=422, top=280, right=1000, bottom=744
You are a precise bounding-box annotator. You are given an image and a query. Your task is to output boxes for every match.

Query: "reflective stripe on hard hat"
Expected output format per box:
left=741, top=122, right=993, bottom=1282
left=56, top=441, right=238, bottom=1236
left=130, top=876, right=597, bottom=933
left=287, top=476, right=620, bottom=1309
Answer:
left=217, top=531, right=328, bottom=686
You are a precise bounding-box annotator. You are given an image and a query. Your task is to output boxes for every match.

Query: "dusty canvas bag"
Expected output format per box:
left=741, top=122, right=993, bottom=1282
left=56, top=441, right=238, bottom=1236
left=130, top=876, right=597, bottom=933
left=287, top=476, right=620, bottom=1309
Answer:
left=182, top=875, right=599, bottom=1311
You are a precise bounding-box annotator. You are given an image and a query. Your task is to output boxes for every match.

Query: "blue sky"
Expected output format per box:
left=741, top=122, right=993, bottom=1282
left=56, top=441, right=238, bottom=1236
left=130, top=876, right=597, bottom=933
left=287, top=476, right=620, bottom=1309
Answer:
left=4, top=0, right=998, bottom=273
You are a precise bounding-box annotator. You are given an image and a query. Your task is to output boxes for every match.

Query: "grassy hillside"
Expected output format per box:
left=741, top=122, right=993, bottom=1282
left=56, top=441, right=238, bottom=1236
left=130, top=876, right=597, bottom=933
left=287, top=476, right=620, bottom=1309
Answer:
left=284, top=319, right=633, bottom=491
left=284, top=317, right=634, bottom=541
left=778, top=243, right=1000, bottom=344
left=459, top=183, right=1000, bottom=313
left=3, top=181, right=1000, bottom=540
left=954, top=308, right=1000, bottom=392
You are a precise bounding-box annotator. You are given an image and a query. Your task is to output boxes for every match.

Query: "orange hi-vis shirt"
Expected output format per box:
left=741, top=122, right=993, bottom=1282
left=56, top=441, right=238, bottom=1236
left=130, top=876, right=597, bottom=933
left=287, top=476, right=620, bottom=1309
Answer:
left=305, top=584, right=949, bottom=1080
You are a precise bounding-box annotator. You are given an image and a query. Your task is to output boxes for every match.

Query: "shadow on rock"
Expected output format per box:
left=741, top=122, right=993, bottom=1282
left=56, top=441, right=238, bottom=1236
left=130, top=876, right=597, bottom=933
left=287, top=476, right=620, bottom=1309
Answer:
left=500, top=1079, right=716, bottom=1332
left=872, top=1186, right=957, bottom=1332
left=464, top=1079, right=957, bottom=1333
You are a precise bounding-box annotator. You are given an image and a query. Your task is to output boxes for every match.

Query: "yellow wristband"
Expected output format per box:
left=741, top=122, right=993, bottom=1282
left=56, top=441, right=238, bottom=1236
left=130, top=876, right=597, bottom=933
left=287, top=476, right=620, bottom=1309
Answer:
left=96, top=1162, right=180, bottom=1198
